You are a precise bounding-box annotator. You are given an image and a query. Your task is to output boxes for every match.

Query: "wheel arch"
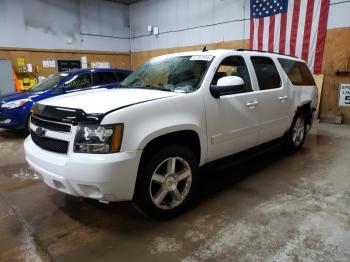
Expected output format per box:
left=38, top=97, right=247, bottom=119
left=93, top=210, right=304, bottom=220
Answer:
left=139, top=129, right=202, bottom=167
left=297, top=101, right=314, bottom=125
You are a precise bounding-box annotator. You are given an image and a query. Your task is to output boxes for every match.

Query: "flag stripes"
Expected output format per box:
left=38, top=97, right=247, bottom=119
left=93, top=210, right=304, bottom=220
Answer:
left=249, top=0, right=329, bottom=74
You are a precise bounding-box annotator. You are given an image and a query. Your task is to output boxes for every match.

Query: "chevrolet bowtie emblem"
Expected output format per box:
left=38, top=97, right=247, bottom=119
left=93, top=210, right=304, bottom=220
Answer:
left=35, top=127, right=46, bottom=137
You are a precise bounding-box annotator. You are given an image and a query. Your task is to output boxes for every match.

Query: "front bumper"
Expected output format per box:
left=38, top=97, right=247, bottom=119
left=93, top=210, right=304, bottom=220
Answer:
left=24, top=136, right=142, bottom=202
left=0, top=107, right=27, bottom=129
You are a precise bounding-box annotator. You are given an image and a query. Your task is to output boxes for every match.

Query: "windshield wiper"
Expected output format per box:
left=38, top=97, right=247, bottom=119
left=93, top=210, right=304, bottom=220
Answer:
left=129, top=85, right=172, bottom=92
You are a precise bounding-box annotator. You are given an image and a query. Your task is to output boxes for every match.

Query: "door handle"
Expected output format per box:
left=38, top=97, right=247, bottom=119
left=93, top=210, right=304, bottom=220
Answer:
left=278, top=95, right=288, bottom=101
left=246, top=101, right=259, bottom=108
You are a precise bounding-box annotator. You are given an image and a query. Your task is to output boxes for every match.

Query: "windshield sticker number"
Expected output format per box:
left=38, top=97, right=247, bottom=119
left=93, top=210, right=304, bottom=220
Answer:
left=190, top=55, right=213, bottom=61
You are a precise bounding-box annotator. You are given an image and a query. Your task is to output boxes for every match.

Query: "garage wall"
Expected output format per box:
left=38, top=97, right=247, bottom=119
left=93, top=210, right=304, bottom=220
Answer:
left=129, top=0, right=350, bottom=55
left=129, top=0, right=350, bottom=123
left=0, top=0, right=130, bottom=52
left=0, top=49, right=131, bottom=77
left=319, top=27, right=350, bottom=123
left=319, top=1, right=350, bottom=123
left=129, top=0, right=249, bottom=52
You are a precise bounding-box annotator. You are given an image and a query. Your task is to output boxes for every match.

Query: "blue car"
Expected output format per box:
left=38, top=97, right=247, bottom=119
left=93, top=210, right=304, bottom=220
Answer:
left=0, top=68, right=132, bottom=130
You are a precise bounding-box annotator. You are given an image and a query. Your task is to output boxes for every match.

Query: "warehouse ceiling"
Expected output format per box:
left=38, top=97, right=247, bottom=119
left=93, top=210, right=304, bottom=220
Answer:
left=106, top=0, right=144, bottom=4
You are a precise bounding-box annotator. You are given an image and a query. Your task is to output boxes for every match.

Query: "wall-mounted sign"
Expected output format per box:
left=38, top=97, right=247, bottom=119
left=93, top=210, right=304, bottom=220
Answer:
left=91, top=62, right=110, bottom=69
left=57, top=60, right=81, bottom=72
left=42, top=60, right=50, bottom=68
left=42, top=60, right=56, bottom=68
left=17, top=57, right=25, bottom=67
left=339, top=83, right=350, bottom=107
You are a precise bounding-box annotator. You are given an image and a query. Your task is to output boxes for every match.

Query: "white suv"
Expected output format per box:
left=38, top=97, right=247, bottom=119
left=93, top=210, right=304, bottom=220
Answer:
left=24, top=49, right=318, bottom=218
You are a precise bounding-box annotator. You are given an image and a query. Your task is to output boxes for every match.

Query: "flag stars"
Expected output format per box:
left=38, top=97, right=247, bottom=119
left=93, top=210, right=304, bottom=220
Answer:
left=251, top=0, right=286, bottom=18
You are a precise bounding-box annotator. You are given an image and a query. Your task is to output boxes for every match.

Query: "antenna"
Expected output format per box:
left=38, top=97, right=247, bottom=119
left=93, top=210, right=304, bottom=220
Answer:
left=202, top=46, right=208, bottom=52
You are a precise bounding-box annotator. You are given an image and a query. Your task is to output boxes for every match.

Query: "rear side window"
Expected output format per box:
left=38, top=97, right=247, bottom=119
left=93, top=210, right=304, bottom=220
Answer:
left=251, top=57, right=281, bottom=90
left=115, top=72, right=128, bottom=81
left=93, top=72, right=118, bottom=86
left=66, top=73, right=92, bottom=90
left=278, top=58, right=315, bottom=86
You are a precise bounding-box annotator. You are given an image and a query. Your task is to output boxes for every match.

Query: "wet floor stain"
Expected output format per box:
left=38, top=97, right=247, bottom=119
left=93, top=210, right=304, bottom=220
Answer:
left=9, top=167, right=39, bottom=181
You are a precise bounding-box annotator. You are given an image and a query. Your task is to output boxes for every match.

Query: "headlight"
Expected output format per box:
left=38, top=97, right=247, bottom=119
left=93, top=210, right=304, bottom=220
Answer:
left=1, top=99, right=29, bottom=109
left=74, top=124, right=124, bottom=154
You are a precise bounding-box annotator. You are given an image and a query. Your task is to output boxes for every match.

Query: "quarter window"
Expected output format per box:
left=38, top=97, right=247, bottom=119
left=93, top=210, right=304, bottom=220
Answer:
left=115, top=72, right=128, bottom=81
left=278, top=58, right=315, bottom=86
left=93, top=72, right=118, bottom=86
left=251, top=57, right=281, bottom=90
left=66, top=73, right=92, bottom=90
left=212, top=56, right=252, bottom=92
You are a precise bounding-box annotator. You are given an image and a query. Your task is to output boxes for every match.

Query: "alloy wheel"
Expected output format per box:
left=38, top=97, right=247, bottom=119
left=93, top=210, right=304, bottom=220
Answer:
left=149, top=157, right=192, bottom=210
left=292, top=116, right=305, bottom=147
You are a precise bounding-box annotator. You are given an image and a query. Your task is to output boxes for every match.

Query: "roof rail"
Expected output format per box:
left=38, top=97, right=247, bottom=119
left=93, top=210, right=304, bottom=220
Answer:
left=235, top=48, right=298, bottom=58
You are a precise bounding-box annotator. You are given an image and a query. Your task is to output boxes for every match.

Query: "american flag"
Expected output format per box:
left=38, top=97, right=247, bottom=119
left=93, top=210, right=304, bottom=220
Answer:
left=249, top=0, right=329, bottom=74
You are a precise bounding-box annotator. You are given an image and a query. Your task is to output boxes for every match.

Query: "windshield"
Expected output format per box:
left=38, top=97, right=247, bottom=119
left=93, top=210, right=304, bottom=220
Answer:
left=120, top=55, right=213, bottom=93
left=27, top=73, right=69, bottom=93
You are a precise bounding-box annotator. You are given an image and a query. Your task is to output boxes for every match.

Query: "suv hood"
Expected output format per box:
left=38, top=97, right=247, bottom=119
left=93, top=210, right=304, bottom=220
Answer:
left=39, top=88, right=180, bottom=114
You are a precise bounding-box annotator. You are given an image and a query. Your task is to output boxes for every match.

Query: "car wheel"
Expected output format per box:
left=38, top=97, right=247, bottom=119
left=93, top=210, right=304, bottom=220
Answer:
left=134, top=146, right=198, bottom=219
left=285, top=112, right=307, bottom=150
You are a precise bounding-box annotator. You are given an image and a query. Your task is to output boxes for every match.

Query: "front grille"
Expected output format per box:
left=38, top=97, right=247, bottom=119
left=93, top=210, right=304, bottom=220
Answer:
left=31, top=116, right=71, bottom=132
left=31, top=131, right=69, bottom=154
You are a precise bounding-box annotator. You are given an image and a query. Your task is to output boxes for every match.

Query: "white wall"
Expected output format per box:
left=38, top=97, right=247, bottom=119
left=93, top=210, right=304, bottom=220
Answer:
left=129, top=0, right=250, bottom=52
left=0, top=0, right=130, bottom=52
left=129, top=0, right=350, bottom=52
left=0, top=0, right=349, bottom=53
left=328, top=0, right=350, bottom=29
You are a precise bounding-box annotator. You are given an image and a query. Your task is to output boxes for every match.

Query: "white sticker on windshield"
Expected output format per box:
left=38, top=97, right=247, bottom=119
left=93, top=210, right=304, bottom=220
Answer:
left=190, top=55, right=213, bottom=61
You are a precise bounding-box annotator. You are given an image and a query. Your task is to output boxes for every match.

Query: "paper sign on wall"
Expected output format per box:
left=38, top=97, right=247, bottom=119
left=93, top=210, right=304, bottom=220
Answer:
left=17, top=57, right=25, bottom=67
left=42, top=60, right=50, bottom=68
left=42, top=60, right=56, bottom=68
left=49, top=60, right=56, bottom=68
left=81, top=56, right=88, bottom=69
left=91, top=61, right=110, bottom=68
left=339, top=83, right=350, bottom=107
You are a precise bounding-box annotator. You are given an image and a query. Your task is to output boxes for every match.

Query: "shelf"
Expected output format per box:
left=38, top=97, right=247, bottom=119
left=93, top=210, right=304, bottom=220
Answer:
left=336, top=70, right=350, bottom=76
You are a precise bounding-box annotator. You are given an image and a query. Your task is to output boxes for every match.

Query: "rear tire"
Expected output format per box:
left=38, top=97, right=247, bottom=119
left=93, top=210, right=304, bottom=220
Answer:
left=134, top=145, right=199, bottom=220
left=285, top=112, right=307, bottom=150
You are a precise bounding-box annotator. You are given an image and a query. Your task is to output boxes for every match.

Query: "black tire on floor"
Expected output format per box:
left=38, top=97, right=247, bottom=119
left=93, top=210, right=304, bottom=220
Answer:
left=134, top=145, right=199, bottom=220
left=285, top=111, right=307, bottom=150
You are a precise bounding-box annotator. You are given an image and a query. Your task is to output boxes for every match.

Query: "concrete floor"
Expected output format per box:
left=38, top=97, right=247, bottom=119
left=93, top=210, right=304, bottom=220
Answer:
left=0, top=123, right=350, bottom=262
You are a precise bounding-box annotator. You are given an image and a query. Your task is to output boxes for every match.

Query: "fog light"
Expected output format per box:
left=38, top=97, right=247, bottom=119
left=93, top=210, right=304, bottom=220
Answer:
left=0, top=119, right=11, bottom=124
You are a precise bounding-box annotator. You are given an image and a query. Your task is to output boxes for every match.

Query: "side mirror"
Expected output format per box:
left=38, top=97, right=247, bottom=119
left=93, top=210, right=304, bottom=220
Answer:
left=210, top=76, right=245, bottom=98
left=61, top=84, right=70, bottom=93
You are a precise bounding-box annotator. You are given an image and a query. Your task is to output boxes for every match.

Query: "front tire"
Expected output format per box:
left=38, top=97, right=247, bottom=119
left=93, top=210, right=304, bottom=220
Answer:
left=285, top=112, right=307, bottom=150
left=134, top=146, right=199, bottom=219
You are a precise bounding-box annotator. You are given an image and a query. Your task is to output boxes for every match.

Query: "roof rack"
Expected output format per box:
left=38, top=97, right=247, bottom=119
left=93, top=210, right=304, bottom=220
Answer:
left=235, top=48, right=298, bottom=58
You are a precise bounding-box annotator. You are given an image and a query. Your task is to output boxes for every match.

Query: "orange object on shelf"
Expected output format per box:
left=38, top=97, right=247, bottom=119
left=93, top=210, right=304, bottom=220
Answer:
left=12, top=69, right=21, bottom=92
